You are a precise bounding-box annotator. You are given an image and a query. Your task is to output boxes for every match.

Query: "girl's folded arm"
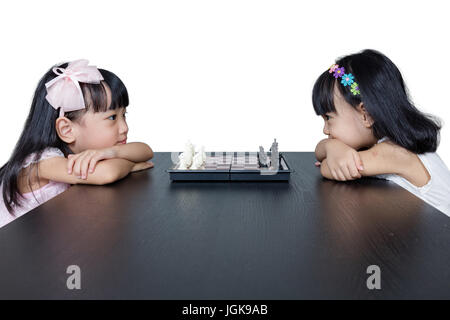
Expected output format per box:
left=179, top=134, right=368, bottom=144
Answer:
left=319, top=142, right=427, bottom=185
left=315, top=138, right=331, bottom=162
left=320, top=142, right=408, bottom=178
left=38, top=157, right=136, bottom=185
left=113, top=142, right=153, bottom=163
left=319, top=158, right=333, bottom=179
left=357, top=142, right=410, bottom=177
left=357, top=142, right=430, bottom=187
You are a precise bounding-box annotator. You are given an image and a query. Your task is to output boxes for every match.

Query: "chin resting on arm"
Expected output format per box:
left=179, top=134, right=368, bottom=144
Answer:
left=112, top=142, right=154, bottom=163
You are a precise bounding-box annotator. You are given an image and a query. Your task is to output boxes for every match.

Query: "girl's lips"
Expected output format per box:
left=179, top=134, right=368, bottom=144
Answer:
left=118, top=139, right=127, bottom=144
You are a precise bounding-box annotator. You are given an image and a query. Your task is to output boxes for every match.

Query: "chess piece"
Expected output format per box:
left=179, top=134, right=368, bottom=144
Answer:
left=184, top=141, right=195, bottom=163
left=190, top=152, right=204, bottom=170
left=178, top=142, right=206, bottom=170
left=258, top=146, right=268, bottom=167
left=178, top=153, right=189, bottom=169
left=270, top=139, right=279, bottom=170
left=201, top=147, right=206, bottom=163
left=196, top=145, right=206, bottom=163
left=177, top=141, right=194, bottom=169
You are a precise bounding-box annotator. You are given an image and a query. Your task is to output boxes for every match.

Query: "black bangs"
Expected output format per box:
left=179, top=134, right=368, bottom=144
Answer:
left=99, top=68, right=129, bottom=111
left=312, top=70, right=337, bottom=115
left=72, top=69, right=129, bottom=116
left=80, top=82, right=109, bottom=112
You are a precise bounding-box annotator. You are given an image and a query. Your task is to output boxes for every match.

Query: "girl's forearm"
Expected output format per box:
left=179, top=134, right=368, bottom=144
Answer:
left=113, top=142, right=154, bottom=163
left=319, top=159, right=333, bottom=179
left=315, top=138, right=331, bottom=161
left=107, top=158, right=136, bottom=182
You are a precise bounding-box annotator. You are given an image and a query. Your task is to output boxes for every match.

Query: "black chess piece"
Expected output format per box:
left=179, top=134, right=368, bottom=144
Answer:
left=258, top=146, right=268, bottom=167
left=269, top=139, right=279, bottom=170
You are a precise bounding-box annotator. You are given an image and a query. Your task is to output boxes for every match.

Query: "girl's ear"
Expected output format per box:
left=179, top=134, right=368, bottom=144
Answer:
left=55, top=117, right=77, bottom=143
left=356, top=103, right=374, bottom=127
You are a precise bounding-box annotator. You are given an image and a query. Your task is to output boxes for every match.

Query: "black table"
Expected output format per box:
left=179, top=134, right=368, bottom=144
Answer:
left=1, top=152, right=449, bottom=299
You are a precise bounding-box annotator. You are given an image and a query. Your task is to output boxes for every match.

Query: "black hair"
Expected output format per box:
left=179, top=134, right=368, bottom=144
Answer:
left=0, top=62, right=129, bottom=215
left=312, top=49, right=441, bottom=154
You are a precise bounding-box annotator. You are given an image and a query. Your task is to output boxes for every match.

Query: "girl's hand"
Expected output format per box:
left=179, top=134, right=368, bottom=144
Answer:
left=324, top=140, right=364, bottom=181
left=67, top=147, right=118, bottom=179
left=131, top=161, right=154, bottom=172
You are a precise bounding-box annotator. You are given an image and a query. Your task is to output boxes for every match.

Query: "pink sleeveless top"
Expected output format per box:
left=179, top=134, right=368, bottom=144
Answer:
left=0, top=147, right=71, bottom=228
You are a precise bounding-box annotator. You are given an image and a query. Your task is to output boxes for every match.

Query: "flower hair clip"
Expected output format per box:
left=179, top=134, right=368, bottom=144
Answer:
left=328, top=64, right=360, bottom=96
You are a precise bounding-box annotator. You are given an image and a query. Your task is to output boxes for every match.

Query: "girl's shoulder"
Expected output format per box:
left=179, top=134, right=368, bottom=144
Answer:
left=416, top=152, right=450, bottom=181
left=377, top=137, right=449, bottom=178
left=18, top=147, right=68, bottom=195
left=22, top=147, right=65, bottom=169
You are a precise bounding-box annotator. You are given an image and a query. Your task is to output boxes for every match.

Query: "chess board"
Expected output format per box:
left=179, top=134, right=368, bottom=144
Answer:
left=167, top=152, right=291, bottom=181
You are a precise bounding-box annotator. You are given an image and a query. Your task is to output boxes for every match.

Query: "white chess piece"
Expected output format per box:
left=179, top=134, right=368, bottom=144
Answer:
left=178, top=153, right=189, bottom=169
left=199, top=146, right=206, bottom=163
left=190, top=152, right=204, bottom=170
left=178, top=141, right=206, bottom=170
left=178, top=161, right=188, bottom=170
left=182, top=141, right=194, bottom=167
left=195, top=146, right=206, bottom=162
left=185, top=141, right=195, bottom=156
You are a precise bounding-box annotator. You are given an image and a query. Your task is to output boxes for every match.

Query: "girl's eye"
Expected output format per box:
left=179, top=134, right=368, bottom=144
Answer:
left=108, top=111, right=127, bottom=120
left=324, top=115, right=330, bottom=121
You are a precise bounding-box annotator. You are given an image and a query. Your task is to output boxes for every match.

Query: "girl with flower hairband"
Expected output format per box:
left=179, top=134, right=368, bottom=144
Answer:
left=313, top=49, right=450, bottom=216
left=0, top=60, right=154, bottom=228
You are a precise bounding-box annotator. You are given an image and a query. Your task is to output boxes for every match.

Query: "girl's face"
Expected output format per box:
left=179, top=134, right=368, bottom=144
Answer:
left=321, top=84, right=377, bottom=150
left=69, top=85, right=129, bottom=153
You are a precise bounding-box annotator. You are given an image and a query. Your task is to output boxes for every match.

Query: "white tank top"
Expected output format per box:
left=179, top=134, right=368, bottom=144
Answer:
left=375, top=139, right=450, bottom=217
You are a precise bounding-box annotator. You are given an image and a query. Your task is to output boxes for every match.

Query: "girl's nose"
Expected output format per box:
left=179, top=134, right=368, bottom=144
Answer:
left=323, top=122, right=330, bottom=135
left=120, top=119, right=129, bottom=135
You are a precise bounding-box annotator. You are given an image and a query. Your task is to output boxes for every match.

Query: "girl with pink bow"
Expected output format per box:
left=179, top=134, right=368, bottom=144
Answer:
left=0, top=59, right=154, bottom=228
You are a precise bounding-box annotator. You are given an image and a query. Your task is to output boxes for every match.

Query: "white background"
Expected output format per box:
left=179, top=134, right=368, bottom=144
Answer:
left=1, top=0, right=449, bottom=166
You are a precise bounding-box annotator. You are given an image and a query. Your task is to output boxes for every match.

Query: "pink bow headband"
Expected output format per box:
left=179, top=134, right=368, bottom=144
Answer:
left=45, top=59, right=104, bottom=117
